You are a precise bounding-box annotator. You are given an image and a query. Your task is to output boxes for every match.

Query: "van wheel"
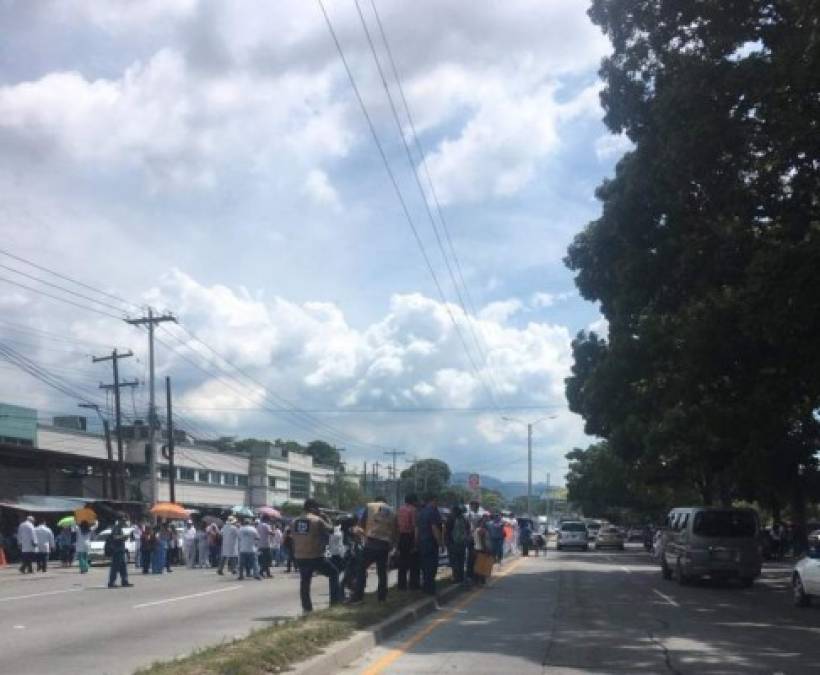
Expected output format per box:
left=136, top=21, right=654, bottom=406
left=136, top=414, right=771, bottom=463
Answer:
left=794, top=575, right=811, bottom=607
left=676, top=560, right=689, bottom=586
left=661, top=559, right=672, bottom=580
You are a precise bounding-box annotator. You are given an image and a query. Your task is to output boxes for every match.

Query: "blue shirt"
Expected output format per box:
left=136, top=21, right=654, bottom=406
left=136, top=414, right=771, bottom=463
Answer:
left=416, top=504, right=442, bottom=544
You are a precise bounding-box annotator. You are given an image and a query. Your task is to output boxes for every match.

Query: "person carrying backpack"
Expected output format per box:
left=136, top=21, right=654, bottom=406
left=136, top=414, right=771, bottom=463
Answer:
left=446, top=505, right=469, bottom=584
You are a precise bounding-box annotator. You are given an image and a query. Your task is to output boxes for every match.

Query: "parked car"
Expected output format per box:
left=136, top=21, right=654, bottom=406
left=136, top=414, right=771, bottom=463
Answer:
left=792, top=531, right=820, bottom=607
left=661, top=507, right=762, bottom=587
left=585, top=520, right=603, bottom=541
left=596, top=525, right=625, bottom=550
left=627, top=527, right=645, bottom=542
left=556, top=521, right=589, bottom=551
left=88, top=527, right=137, bottom=565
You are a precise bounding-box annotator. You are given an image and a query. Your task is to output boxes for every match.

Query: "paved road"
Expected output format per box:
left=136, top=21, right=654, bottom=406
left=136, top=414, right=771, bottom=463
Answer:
left=342, top=544, right=820, bottom=674
left=0, top=560, right=336, bottom=675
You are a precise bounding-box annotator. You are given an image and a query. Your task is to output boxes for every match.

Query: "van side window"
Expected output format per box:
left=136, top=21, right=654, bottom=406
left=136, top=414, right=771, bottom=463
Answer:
left=671, top=514, right=681, bottom=531
left=680, top=514, right=689, bottom=530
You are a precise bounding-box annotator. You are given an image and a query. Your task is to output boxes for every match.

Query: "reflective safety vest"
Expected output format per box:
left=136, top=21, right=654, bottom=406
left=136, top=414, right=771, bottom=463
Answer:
left=364, top=502, right=397, bottom=544
left=292, top=513, right=330, bottom=559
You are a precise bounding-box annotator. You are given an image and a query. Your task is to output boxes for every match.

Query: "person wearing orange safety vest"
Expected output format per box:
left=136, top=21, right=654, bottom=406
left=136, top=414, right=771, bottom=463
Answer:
left=348, top=497, right=398, bottom=604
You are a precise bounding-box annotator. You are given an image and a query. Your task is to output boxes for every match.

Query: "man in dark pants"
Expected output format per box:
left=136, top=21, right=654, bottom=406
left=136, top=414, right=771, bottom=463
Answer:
left=465, top=500, right=483, bottom=582
left=349, top=496, right=397, bottom=604
left=108, top=514, right=132, bottom=588
left=396, top=493, right=420, bottom=590
left=416, top=493, right=443, bottom=596
left=292, top=499, right=341, bottom=613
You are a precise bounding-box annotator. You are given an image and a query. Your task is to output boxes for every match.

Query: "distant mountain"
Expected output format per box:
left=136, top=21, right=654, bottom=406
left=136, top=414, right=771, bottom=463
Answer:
left=451, top=471, right=550, bottom=501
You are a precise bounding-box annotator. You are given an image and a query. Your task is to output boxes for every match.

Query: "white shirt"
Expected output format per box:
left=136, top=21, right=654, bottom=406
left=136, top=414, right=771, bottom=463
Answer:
left=35, top=524, right=54, bottom=553
left=256, top=522, right=272, bottom=547
left=221, top=524, right=239, bottom=556
left=184, top=526, right=197, bottom=543
left=238, top=525, right=259, bottom=554
left=18, top=520, right=38, bottom=553
left=74, top=524, right=97, bottom=554
left=271, top=528, right=283, bottom=549
left=329, top=526, right=346, bottom=557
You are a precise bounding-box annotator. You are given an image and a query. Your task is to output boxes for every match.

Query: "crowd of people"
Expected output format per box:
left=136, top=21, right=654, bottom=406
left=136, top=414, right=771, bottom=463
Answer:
left=4, top=494, right=525, bottom=613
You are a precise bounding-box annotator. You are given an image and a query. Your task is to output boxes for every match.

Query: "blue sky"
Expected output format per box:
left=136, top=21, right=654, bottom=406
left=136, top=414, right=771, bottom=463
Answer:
left=0, top=0, right=626, bottom=483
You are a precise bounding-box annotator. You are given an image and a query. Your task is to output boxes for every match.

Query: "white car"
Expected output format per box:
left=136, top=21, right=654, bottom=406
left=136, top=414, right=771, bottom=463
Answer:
left=556, top=521, right=589, bottom=551
left=792, top=531, right=820, bottom=607
left=88, top=527, right=137, bottom=565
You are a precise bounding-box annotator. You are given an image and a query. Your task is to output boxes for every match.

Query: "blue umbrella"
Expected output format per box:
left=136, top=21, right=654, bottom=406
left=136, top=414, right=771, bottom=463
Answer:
left=231, top=505, right=254, bottom=518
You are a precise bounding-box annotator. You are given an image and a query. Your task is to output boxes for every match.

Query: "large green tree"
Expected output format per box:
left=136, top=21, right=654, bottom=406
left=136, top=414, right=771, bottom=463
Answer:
left=566, top=1, right=820, bottom=539
left=400, top=459, right=451, bottom=497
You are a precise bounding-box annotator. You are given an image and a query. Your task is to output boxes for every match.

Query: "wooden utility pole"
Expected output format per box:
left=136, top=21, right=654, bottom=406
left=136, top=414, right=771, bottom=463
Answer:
left=165, top=376, right=176, bottom=503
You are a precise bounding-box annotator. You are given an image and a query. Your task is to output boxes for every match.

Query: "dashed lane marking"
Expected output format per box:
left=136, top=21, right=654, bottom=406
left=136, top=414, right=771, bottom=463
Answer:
left=133, top=585, right=242, bottom=609
left=652, top=588, right=679, bottom=607
left=0, top=588, right=83, bottom=603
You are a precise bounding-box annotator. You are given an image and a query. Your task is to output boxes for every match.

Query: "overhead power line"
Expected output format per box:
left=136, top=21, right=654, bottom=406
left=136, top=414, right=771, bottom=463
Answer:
left=317, top=0, right=500, bottom=409
left=353, top=0, right=504, bottom=407
left=0, top=247, right=140, bottom=311
left=365, top=0, right=505, bottom=398
left=0, top=275, right=125, bottom=320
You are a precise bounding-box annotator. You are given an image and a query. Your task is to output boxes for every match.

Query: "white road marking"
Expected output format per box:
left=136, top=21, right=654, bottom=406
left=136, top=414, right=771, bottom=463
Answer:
left=653, top=588, right=679, bottom=607
left=133, top=585, right=242, bottom=609
left=0, top=588, right=83, bottom=604
left=620, top=566, right=632, bottom=574
left=13, top=625, right=25, bottom=629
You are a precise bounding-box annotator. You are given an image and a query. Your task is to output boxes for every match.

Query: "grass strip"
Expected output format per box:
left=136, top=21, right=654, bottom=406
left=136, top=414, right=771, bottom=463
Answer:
left=135, top=580, right=452, bottom=675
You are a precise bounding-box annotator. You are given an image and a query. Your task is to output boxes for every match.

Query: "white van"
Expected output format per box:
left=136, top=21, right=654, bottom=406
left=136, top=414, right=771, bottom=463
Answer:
left=660, top=507, right=762, bottom=587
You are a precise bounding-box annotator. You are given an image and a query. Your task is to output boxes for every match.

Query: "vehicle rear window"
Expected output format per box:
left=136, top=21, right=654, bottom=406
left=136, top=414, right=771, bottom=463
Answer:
left=693, top=511, right=757, bottom=537
left=562, top=523, right=586, bottom=532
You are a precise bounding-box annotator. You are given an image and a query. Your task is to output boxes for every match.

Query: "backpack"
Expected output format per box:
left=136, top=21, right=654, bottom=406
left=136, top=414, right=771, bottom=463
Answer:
left=452, top=517, right=467, bottom=546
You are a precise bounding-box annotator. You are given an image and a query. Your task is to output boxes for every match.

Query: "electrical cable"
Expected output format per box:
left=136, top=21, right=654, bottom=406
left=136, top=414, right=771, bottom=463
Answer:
left=317, top=0, right=499, bottom=410
left=365, top=0, right=505, bottom=399
left=353, top=0, right=504, bottom=407
left=0, top=275, right=125, bottom=320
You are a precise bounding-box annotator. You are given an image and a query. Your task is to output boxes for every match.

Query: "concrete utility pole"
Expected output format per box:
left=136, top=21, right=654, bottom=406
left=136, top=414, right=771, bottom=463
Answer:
left=384, top=450, right=406, bottom=509
left=502, top=415, right=557, bottom=516
left=126, top=309, right=176, bottom=505
left=164, top=376, right=176, bottom=504
left=94, top=349, right=136, bottom=501
left=79, top=403, right=115, bottom=499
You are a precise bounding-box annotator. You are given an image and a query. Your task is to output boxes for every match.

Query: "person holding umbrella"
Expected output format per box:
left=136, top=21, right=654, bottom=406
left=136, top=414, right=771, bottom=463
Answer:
left=74, top=519, right=97, bottom=574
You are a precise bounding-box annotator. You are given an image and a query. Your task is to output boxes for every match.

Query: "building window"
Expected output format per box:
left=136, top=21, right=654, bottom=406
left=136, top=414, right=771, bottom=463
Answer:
left=223, top=473, right=237, bottom=487
left=268, top=476, right=281, bottom=489
left=211, top=471, right=222, bottom=485
left=179, top=467, right=195, bottom=481
left=289, top=470, right=310, bottom=500
left=159, top=466, right=170, bottom=480
left=197, top=470, right=211, bottom=483
left=237, top=475, right=248, bottom=487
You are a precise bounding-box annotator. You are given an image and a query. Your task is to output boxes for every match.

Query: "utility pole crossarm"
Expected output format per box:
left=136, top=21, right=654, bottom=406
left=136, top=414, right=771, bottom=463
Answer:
left=125, top=309, right=177, bottom=506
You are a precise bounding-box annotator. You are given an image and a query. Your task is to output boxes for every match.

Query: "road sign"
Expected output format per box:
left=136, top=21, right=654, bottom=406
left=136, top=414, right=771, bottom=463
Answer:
left=467, top=473, right=480, bottom=492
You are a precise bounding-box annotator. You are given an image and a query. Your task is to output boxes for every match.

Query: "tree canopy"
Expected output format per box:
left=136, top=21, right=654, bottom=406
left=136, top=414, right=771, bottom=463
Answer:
left=565, top=0, right=820, bottom=538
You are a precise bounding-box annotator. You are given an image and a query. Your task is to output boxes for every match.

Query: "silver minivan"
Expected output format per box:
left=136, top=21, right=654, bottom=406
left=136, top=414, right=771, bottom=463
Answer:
left=661, top=507, right=762, bottom=586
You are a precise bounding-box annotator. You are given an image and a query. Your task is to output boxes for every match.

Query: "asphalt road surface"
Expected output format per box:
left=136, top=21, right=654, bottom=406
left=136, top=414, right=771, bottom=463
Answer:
left=342, top=544, right=820, bottom=675
left=0, top=559, right=338, bottom=675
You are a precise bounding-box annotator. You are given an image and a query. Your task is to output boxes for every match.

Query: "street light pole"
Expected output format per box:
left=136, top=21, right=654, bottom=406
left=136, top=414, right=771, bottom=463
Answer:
left=502, top=414, right=557, bottom=517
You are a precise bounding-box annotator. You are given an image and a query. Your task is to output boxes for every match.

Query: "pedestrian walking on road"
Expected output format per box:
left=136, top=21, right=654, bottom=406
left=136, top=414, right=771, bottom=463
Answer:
left=196, top=523, right=210, bottom=568
left=520, top=521, right=532, bottom=557
left=35, top=520, right=55, bottom=572
left=349, top=497, right=397, bottom=604
left=257, top=516, right=273, bottom=578
left=293, top=499, right=341, bottom=612
left=488, top=515, right=505, bottom=563
left=207, top=521, right=221, bottom=567
left=140, top=526, right=154, bottom=574
left=18, top=516, right=38, bottom=574
left=163, top=523, right=176, bottom=572
left=472, top=515, right=492, bottom=586
left=238, top=519, right=261, bottom=580
left=108, top=514, right=132, bottom=588
left=283, top=526, right=296, bottom=573
left=57, top=526, right=74, bottom=567
left=397, top=493, right=420, bottom=591
left=271, top=523, right=283, bottom=566
left=218, top=517, right=239, bottom=575
left=446, top=505, right=469, bottom=583
left=416, top=493, right=443, bottom=597
left=74, top=520, right=96, bottom=574
left=465, top=500, right=484, bottom=582
left=184, top=521, right=197, bottom=568
left=151, top=525, right=166, bottom=574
